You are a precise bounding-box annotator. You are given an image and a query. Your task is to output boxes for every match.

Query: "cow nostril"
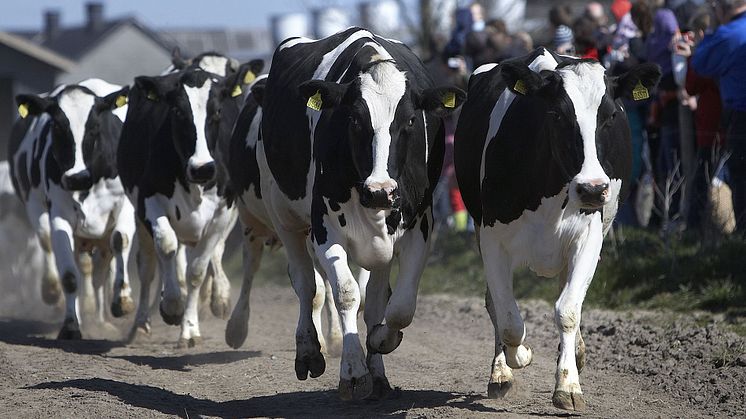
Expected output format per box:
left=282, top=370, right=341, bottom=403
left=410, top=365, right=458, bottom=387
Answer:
left=188, top=162, right=216, bottom=183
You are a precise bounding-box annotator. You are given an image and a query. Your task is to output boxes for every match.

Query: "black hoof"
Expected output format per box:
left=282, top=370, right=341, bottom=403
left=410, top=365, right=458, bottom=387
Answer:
left=159, top=300, right=184, bottom=326
left=127, top=323, right=151, bottom=343
left=487, top=380, right=513, bottom=398
left=177, top=336, right=203, bottom=349
left=339, top=373, right=373, bottom=401
left=111, top=296, right=135, bottom=318
left=367, top=376, right=395, bottom=400
left=57, top=327, right=82, bottom=340
left=295, top=352, right=326, bottom=380
left=225, top=316, right=248, bottom=349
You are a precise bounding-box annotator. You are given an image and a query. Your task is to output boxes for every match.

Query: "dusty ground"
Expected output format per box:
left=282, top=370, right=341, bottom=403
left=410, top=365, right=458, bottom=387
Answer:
left=1, top=284, right=745, bottom=418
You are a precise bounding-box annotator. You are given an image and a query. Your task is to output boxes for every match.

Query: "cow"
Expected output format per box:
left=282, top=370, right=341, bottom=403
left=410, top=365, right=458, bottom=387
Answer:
left=220, top=75, right=369, bottom=353
left=453, top=48, right=660, bottom=410
left=258, top=27, right=465, bottom=400
left=118, top=57, right=264, bottom=347
left=8, top=78, right=136, bottom=339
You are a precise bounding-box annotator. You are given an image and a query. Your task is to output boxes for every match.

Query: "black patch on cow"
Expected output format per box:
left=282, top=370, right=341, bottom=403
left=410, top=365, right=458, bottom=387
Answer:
left=419, top=214, right=429, bottom=242
left=338, top=213, right=346, bottom=227
left=386, top=210, right=401, bottom=235
left=30, top=123, right=50, bottom=188
left=311, top=181, right=329, bottom=245
left=226, top=79, right=265, bottom=202
left=328, top=200, right=340, bottom=212
left=175, top=205, right=181, bottom=221
left=562, top=195, right=569, bottom=209
left=16, top=152, right=30, bottom=199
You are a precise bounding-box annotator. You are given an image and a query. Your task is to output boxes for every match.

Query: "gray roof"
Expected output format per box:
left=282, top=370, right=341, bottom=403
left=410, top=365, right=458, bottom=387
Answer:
left=0, top=31, right=75, bottom=70
left=13, top=17, right=174, bottom=61
left=161, top=28, right=272, bottom=61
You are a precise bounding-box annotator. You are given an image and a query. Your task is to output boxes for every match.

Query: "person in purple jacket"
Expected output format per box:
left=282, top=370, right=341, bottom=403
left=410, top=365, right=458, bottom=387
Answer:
left=692, top=0, right=746, bottom=232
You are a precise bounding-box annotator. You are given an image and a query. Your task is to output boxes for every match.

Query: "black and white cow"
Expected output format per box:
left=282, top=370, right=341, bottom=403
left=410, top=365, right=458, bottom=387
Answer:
left=454, top=48, right=660, bottom=410
left=118, top=58, right=263, bottom=347
left=220, top=75, right=368, bottom=353
left=8, top=78, right=135, bottom=339
left=258, top=27, right=465, bottom=400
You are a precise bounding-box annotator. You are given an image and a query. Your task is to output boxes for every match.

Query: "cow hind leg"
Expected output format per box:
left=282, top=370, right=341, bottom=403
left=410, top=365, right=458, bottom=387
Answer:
left=111, top=210, right=136, bottom=318
left=486, top=290, right=514, bottom=398
left=313, top=270, right=328, bottom=356
left=37, top=228, right=62, bottom=305
left=225, top=232, right=263, bottom=349
left=552, top=217, right=604, bottom=411
left=363, top=265, right=394, bottom=400
left=209, top=240, right=231, bottom=319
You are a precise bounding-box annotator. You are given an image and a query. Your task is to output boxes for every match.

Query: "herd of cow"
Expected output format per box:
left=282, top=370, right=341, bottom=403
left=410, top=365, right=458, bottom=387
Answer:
left=6, top=27, right=660, bottom=410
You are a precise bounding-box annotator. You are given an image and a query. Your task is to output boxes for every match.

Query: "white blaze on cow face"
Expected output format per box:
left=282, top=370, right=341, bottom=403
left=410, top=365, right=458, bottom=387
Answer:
left=57, top=89, right=95, bottom=181
left=184, top=79, right=215, bottom=178
left=195, top=55, right=231, bottom=77
left=558, top=62, right=611, bottom=207
left=359, top=60, right=406, bottom=196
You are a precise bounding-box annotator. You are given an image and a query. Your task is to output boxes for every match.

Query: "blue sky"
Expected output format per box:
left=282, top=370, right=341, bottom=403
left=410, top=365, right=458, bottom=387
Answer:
left=1, top=0, right=365, bottom=30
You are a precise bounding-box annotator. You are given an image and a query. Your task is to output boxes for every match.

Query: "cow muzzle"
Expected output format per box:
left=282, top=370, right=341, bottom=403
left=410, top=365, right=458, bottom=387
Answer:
left=61, top=170, right=93, bottom=191
left=360, top=179, right=399, bottom=210
left=187, top=161, right=216, bottom=184
left=576, top=181, right=610, bottom=209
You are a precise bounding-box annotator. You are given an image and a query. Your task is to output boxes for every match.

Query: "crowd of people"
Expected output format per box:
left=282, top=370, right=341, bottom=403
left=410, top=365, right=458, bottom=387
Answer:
left=428, top=0, right=746, bottom=239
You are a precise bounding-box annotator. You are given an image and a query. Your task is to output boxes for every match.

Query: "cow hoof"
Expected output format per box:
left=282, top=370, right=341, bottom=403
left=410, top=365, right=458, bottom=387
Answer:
left=552, top=390, right=586, bottom=411
left=295, top=352, right=326, bottom=380
left=177, top=336, right=203, bottom=349
left=225, top=316, right=248, bottom=349
left=128, top=322, right=151, bottom=343
left=57, top=326, right=82, bottom=340
left=210, top=297, right=230, bottom=320
left=487, top=380, right=513, bottom=398
left=159, top=299, right=184, bottom=325
left=367, top=324, right=403, bottom=355
left=111, top=296, right=135, bottom=318
left=367, top=376, right=394, bottom=400
left=41, top=281, right=62, bottom=305
left=338, top=373, right=373, bottom=401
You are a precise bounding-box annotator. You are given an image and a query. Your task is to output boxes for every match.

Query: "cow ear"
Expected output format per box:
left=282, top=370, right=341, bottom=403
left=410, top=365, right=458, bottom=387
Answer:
left=298, top=80, right=349, bottom=110
left=613, top=63, right=662, bottom=101
left=135, top=76, right=166, bottom=102
left=97, top=86, right=130, bottom=112
left=250, top=78, right=267, bottom=107
left=499, top=61, right=545, bottom=96
left=15, top=94, right=54, bottom=118
left=171, top=47, right=189, bottom=70
left=224, top=60, right=265, bottom=98
left=419, top=86, right=466, bottom=117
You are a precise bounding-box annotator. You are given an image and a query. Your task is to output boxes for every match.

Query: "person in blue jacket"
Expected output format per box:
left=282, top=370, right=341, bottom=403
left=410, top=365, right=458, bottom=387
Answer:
left=692, top=0, right=746, bottom=232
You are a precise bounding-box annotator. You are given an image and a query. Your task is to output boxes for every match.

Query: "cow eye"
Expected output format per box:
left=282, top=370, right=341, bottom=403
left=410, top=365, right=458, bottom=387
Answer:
left=407, top=116, right=416, bottom=127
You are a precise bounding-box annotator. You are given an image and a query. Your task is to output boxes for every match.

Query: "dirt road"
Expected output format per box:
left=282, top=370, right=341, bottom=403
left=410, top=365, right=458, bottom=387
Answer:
left=1, top=285, right=744, bottom=418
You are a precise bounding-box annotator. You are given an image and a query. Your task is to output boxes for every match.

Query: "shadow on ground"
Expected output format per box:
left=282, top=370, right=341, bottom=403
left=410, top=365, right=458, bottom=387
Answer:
left=28, top=377, right=507, bottom=418
left=0, top=318, right=123, bottom=355
left=111, top=350, right=262, bottom=372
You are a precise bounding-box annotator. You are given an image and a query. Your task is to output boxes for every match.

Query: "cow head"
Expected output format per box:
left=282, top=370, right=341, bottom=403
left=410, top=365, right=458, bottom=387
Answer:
left=135, top=60, right=264, bottom=185
left=299, top=59, right=465, bottom=210
left=16, top=85, right=129, bottom=191
left=500, top=59, right=660, bottom=209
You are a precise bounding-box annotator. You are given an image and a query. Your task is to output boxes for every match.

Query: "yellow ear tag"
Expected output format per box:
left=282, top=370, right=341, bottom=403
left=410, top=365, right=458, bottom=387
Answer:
left=513, top=79, right=527, bottom=95
left=632, top=81, right=650, bottom=101
left=18, top=103, right=29, bottom=119
left=231, top=84, right=243, bottom=97
left=146, top=91, right=158, bottom=101
left=307, top=91, right=323, bottom=111
left=243, top=71, right=256, bottom=85
left=115, top=95, right=127, bottom=108
left=443, top=91, right=456, bottom=108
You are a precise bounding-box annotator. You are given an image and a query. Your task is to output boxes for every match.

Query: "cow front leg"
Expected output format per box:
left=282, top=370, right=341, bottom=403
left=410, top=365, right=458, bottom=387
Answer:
left=368, top=214, right=431, bottom=355
left=130, top=221, right=157, bottom=342
left=209, top=238, right=232, bottom=319
left=486, top=290, right=514, bottom=398
left=480, top=233, right=533, bottom=371
left=111, top=204, right=136, bottom=318
left=225, top=230, right=264, bottom=349
left=363, top=265, right=393, bottom=400
left=50, top=216, right=82, bottom=340
left=315, top=240, right=371, bottom=401
left=322, top=276, right=342, bottom=356
left=552, top=216, right=603, bottom=411
left=151, top=215, right=183, bottom=326
left=558, top=266, right=586, bottom=372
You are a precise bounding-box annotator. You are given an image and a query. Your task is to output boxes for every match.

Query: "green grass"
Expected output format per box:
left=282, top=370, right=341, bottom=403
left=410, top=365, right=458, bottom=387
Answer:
left=224, top=227, right=746, bottom=318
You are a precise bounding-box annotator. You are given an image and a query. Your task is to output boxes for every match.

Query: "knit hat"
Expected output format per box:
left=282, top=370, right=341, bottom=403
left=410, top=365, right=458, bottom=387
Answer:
left=611, top=0, right=632, bottom=22
left=554, top=24, right=574, bottom=47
